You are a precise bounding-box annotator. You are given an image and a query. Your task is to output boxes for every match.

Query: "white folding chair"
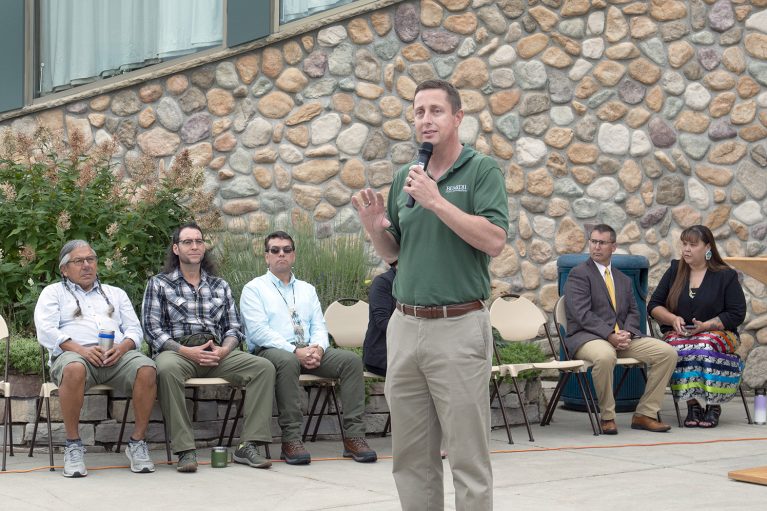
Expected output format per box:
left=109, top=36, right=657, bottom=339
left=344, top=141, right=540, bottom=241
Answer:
left=300, top=298, right=372, bottom=443
left=28, top=345, right=131, bottom=470
left=493, top=295, right=600, bottom=439
left=325, top=298, right=391, bottom=437
left=550, top=296, right=652, bottom=431
left=161, top=377, right=251, bottom=462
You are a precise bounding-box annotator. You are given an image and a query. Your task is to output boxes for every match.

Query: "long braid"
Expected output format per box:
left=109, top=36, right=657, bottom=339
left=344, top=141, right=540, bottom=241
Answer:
left=95, top=277, right=115, bottom=317
left=61, top=276, right=114, bottom=318
left=61, top=277, right=83, bottom=318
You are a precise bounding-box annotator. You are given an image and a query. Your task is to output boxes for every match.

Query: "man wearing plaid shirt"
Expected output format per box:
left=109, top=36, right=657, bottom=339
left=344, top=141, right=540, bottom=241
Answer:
left=142, top=222, right=276, bottom=473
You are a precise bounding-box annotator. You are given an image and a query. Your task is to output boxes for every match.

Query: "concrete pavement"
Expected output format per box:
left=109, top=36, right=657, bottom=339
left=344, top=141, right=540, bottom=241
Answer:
left=2, top=392, right=767, bottom=510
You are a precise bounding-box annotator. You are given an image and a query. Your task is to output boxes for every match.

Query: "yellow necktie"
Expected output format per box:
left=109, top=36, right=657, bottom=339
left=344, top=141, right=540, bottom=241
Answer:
left=604, top=268, right=619, bottom=333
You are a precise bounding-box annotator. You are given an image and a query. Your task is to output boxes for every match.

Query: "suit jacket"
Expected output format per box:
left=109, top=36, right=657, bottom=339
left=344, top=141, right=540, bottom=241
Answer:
left=563, top=258, right=643, bottom=356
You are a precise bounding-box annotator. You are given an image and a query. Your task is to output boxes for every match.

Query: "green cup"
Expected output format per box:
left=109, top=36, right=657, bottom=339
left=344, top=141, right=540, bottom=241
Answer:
left=211, top=447, right=229, bottom=468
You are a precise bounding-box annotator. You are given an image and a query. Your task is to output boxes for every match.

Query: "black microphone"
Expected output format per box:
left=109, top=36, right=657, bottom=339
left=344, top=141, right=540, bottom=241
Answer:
left=406, top=142, right=433, bottom=208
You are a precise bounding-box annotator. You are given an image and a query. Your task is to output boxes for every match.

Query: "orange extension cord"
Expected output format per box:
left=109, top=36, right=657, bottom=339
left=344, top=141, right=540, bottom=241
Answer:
left=3, top=436, right=767, bottom=474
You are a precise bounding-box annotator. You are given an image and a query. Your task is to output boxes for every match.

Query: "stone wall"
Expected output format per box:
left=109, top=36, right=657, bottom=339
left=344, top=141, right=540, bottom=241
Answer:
left=1, top=0, right=767, bottom=349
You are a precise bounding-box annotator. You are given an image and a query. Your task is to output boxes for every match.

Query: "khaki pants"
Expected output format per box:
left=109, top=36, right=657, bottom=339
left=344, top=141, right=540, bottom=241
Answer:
left=575, top=337, right=677, bottom=421
left=386, top=308, right=493, bottom=511
left=51, top=350, right=156, bottom=394
left=257, top=346, right=366, bottom=442
left=156, top=350, right=275, bottom=454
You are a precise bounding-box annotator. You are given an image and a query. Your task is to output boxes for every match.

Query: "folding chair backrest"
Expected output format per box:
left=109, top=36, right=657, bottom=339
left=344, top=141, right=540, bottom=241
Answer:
left=490, top=295, right=546, bottom=342
left=37, top=344, right=51, bottom=387
left=553, top=296, right=572, bottom=360
left=644, top=301, right=660, bottom=338
left=324, top=299, right=369, bottom=348
left=0, top=314, right=8, bottom=381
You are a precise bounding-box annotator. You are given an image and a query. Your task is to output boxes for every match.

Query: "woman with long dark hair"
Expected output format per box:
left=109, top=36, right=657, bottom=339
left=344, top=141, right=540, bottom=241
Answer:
left=649, top=225, right=746, bottom=428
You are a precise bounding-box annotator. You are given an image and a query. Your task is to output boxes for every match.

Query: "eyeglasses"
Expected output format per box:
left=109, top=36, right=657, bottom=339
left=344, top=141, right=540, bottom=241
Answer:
left=589, top=239, right=614, bottom=247
left=177, top=239, right=205, bottom=247
left=68, top=256, right=98, bottom=266
left=267, top=246, right=294, bottom=254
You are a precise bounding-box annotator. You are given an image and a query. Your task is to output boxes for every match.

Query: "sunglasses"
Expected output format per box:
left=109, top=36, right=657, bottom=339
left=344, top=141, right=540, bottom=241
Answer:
left=266, top=246, right=294, bottom=254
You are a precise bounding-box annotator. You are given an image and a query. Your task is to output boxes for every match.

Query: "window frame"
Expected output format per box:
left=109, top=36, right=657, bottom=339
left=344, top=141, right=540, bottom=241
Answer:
left=1, top=0, right=402, bottom=121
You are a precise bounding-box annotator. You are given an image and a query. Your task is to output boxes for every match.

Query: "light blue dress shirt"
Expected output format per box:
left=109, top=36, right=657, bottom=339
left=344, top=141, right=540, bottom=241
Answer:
left=240, top=270, right=328, bottom=353
left=34, top=280, right=143, bottom=359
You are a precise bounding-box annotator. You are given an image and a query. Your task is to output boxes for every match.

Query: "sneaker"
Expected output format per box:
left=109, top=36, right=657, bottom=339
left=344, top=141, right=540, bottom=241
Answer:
left=233, top=441, right=272, bottom=469
left=176, top=450, right=198, bottom=473
left=280, top=440, right=311, bottom=465
left=342, top=437, right=377, bottom=463
left=125, top=439, right=155, bottom=473
left=62, top=444, right=87, bottom=478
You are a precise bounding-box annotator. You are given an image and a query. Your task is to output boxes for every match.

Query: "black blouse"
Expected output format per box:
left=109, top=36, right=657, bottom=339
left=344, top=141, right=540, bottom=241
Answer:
left=648, top=259, right=746, bottom=335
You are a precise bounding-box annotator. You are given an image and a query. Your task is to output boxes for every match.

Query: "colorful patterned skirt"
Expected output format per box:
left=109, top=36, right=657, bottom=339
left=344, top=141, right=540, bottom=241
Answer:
left=663, top=330, right=744, bottom=404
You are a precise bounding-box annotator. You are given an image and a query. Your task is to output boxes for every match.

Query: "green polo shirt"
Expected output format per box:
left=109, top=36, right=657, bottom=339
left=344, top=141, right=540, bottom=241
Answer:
left=387, top=145, right=509, bottom=306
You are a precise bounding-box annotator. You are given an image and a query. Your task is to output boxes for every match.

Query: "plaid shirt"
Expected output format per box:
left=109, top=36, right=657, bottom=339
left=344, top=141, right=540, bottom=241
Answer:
left=141, top=268, right=244, bottom=353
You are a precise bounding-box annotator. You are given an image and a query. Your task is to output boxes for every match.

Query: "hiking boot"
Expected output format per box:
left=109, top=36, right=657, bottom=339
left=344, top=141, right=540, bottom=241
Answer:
left=233, top=442, right=272, bottom=469
left=125, top=439, right=155, bottom=473
left=342, top=437, right=377, bottom=463
left=280, top=440, right=311, bottom=465
left=62, top=444, right=87, bottom=478
left=176, top=450, right=198, bottom=473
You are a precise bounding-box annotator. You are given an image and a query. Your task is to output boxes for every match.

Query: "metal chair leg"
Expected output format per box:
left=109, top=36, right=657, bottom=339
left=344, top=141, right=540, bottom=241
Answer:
left=381, top=414, right=391, bottom=437
left=218, top=387, right=238, bottom=446
left=115, top=397, right=131, bottom=453
left=491, top=376, right=514, bottom=444
left=2, top=395, right=9, bottom=471
left=226, top=390, right=246, bottom=447
left=5, top=394, right=13, bottom=458
left=45, top=398, right=54, bottom=471
left=328, top=386, right=345, bottom=442
left=302, top=386, right=324, bottom=442
left=574, top=373, right=600, bottom=436
left=541, top=372, right=569, bottom=426
left=310, top=388, right=330, bottom=442
left=163, top=420, right=172, bottom=463
left=740, top=386, right=753, bottom=424
left=510, top=376, right=533, bottom=442
left=673, top=395, right=683, bottom=428
left=28, top=396, right=42, bottom=457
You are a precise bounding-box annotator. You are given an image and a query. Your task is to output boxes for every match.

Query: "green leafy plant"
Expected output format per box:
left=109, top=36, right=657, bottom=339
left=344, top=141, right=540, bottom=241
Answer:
left=0, top=127, right=219, bottom=332
left=494, top=331, right=548, bottom=380
left=0, top=337, right=43, bottom=375
left=214, top=216, right=370, bottom=310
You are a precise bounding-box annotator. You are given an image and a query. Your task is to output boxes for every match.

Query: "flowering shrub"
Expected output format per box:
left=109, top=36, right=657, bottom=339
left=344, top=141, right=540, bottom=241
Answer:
left=0, top=127, right=219, bottom=331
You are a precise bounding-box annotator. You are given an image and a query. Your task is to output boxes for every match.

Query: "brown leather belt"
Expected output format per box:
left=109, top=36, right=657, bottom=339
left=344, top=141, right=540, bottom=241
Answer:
left=396, top=300, right=484, bottom=319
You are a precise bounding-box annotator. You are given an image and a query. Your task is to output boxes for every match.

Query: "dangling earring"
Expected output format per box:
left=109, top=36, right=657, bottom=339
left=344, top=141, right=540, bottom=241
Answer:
left=705, top=249, right=712, bottom=261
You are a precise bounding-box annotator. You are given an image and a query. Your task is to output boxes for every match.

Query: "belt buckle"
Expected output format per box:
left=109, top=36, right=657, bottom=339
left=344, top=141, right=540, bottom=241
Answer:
left=411, top=305, right=422, bottom=318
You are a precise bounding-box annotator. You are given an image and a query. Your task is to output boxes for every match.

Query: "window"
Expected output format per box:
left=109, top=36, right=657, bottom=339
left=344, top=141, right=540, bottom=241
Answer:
left=36, top=0, right=224, bottom=97
left=280, top=0, right=356, bottom=24
left=0, top=0, right=395, bottom=115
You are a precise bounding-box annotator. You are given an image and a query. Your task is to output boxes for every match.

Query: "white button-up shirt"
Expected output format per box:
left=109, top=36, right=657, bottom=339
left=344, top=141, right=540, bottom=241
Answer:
left=34, top=280, right=143, bottom=359
left=240, top=271, right=328, bottom=353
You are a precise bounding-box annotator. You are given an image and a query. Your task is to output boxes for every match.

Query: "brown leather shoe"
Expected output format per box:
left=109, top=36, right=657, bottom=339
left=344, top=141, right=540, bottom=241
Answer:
left=631, top=413, right=671, bottom=432
left=600, top=419, right=618, bottom=435
left=342, top=437, right=377, bottom=463
left=280, top=440, right=311, bottom=465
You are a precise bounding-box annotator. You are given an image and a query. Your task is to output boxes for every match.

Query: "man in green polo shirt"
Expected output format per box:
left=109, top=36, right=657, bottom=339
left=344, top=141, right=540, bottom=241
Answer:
left=353, top=79, right=508, bottom=511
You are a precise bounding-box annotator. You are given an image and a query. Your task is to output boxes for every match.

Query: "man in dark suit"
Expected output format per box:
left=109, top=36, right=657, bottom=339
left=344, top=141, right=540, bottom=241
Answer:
left=564, top=224, right=677, bottom=434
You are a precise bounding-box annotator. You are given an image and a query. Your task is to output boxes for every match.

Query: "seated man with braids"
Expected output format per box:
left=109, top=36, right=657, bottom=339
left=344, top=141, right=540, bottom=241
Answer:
left=34, top=240, right=157, bottom=478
